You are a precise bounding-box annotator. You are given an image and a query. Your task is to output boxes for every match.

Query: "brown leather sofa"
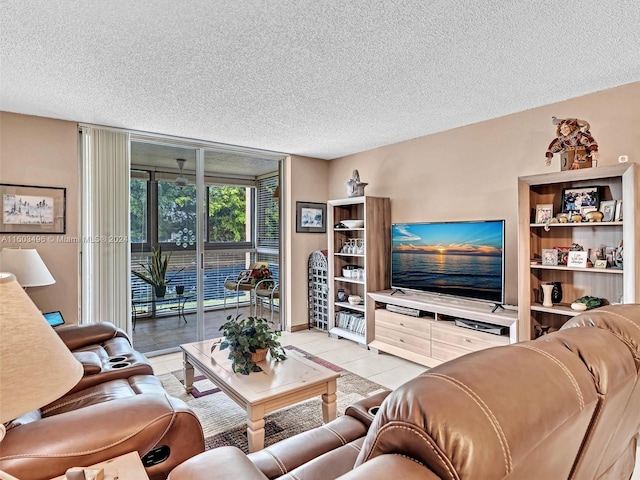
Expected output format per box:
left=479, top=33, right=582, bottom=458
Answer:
left=0, top=322, right=205, bottom=480
left=168, top=304, right=640, bottom=480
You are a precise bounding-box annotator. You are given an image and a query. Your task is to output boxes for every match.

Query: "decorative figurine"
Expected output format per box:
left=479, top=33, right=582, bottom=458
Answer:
left=345, top=170, right=368, bottom=197
left=545, top=117, right=600, bottom=170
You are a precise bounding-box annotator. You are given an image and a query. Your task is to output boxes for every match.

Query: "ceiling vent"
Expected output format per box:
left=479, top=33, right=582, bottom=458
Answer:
left=175, top=158, right=189, bottom=187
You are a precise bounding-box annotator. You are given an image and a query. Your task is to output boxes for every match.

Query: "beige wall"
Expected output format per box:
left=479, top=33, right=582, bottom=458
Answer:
left=328, top=82, right=640, bottom=305
left=2, top=82, right=638, bottom=325
left=0, top=112, right=80, bottom=321
left=285, top=155, right=329, bottom=330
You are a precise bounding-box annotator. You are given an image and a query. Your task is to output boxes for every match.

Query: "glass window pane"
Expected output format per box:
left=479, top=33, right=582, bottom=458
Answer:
left=130, top=177, right=148, bottom=243
left=208, top=186, right=250, bottom=243
left=158, top=181, right=197, bottom=244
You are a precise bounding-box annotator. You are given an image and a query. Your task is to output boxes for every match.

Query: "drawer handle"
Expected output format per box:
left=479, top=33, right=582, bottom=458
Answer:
left=399, top=338, right=405, bottom=342
left=463, top=338, right=472, bottom=343
left=399, top=323, right=405, bottom=326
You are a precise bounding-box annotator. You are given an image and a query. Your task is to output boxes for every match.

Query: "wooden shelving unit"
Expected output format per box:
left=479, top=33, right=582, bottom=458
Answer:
left=517, top=163, right=638, bottom=341
left=327, top=196, right=391, bottom=346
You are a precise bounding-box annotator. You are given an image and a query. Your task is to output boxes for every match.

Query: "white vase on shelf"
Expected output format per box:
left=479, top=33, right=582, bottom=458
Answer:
left=541, top=284, right=554, bottom=307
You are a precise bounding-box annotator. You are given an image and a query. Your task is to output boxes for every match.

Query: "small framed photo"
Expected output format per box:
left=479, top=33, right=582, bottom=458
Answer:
left=614, top=200, right=623, bottom=221
left=567, top=251, right=588, bottom=268
left=561, top=185, right=600, bottom=213
left=535, top=204, right=553, bottom=224
left=594, top=259, right=608, bottom=269
left=542, top=248, right=558, bottom=266
left=296, top=201, right=327, bottom=233
left=1, top=183, right=66, bottom=234
left=599, top=200, right=616, bottom=222
left=554, top=246, right=571, bottom=265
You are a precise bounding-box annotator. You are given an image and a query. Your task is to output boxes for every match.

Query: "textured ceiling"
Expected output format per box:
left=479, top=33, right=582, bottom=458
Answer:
left=1, top=1, right=639, bottom=160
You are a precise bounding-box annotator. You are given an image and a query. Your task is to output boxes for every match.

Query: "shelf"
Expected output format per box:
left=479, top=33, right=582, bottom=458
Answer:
left=334, top=227, right=365, bottom=232
left=329, top=327, right=365, bottom=344
left=334, top=253, right=365, bottom=258
left=530, top=222, right=623, bottom=228
left=334, top=276, right=365, bottom=284
left=335, top=301, right=365, bottom=312
left=530, top=265, right=624, bottom=274
left=530, top=303, right=582, bottom=316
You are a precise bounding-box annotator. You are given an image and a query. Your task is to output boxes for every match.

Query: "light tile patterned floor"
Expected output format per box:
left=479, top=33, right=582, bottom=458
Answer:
left=149, top=329, right=640, bottom=475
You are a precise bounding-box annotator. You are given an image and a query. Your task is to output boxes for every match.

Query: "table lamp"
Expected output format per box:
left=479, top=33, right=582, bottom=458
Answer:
left=0, top=248, right=55, bottom=287
left=0, top=273, right=83, bottom=444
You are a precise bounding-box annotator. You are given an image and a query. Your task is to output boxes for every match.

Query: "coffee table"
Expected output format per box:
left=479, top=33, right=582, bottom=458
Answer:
left=180, top=339, right=340, bottom=452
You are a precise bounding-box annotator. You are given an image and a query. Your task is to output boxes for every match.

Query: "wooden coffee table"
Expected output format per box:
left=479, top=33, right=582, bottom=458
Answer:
left=180, top=339, right=340, bottom=452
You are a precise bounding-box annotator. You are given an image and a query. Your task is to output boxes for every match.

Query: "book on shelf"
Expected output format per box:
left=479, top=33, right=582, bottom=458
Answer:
left=335, top=311, right=365, bottom=334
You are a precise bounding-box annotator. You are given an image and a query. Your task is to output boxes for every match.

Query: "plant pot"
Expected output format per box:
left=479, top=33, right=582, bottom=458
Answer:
left=175, top=285, right=185, bottom=295
left=155, top=285, right=167, bottom=298
left=250, top=348, right=268, bottom=363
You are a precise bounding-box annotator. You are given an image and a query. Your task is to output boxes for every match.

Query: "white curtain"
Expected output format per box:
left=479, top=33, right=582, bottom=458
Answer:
left=80, top=127, right=131, bottom=333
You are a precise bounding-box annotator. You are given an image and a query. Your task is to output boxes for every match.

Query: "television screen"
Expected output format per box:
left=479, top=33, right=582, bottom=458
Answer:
left=391, top=220, right=505, bottom=304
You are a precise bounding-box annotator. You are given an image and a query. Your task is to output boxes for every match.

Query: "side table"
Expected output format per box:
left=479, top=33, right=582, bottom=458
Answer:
left=48, top=452, right=149, bottom=480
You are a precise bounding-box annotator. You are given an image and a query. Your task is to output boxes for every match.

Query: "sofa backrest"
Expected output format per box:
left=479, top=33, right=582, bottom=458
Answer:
left=355, top=304, right=640, bottom=480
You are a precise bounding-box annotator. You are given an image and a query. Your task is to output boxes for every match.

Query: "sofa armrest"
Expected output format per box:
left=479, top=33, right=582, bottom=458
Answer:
left=56, top=322, right=130, bottom=351
left=168, top=446, right=267, bottom=480
left=337, top=454, right=439, bottom=479
left=0, top=394, right=204, bottom=480
left=344, top=390, right=391, bottom=428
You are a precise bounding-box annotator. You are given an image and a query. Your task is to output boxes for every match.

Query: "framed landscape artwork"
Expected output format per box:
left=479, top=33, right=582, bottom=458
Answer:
left=296, top=202, right=327, bottom=233
left=0, top=183, right=66, bottom=234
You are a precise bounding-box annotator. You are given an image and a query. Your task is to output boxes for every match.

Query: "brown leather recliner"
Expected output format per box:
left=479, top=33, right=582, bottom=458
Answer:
left=168, top=304, right=640, bottom=480
left=0, top=322, right=205, bottom=480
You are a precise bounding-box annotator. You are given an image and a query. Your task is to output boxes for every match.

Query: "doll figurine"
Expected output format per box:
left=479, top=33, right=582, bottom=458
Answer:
left=545, top=117, right=599, bottom=168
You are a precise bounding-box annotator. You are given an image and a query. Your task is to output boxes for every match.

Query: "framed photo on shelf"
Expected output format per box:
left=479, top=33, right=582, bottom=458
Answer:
left=541, top=248, right=558, bottom=266
left=599, top=200, right=616, bottom=222
left=594, top=259, right=608, bottom=269
left=296, top=201, right=327, bottom=233
left=535, top=204, right=553, bottom=224
left=554, top=246, right=571, bottom=265
left=614, top=200, right=623, bottom=221
left=0, top=183, right=66, bottom=234
left=567, top=251, right=588, bottom=268
left=561, top=185, right=600, bottom=213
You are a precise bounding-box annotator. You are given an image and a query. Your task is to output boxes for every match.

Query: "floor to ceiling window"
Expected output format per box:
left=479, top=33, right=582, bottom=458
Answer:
left=129, top=139, right=282, bottom=355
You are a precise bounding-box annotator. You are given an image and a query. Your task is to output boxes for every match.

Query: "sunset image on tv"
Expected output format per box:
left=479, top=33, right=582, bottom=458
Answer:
left=391, top=221, right=504, bottom=303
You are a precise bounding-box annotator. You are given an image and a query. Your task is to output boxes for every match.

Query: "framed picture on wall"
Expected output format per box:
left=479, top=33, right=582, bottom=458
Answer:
left=296, top=202, right=327, bottom=233
left=0, top=183, right=66, bottom=234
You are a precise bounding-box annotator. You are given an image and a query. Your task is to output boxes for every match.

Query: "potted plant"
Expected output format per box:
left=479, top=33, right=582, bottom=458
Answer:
left=251, top=265, right=274, bottom=289
left=132, top=246, right=183, bottom=298
left=212, top=315, right=286, bottom=375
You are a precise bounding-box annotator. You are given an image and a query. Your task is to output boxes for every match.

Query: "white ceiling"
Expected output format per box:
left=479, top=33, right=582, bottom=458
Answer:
left=2, top=1, right=639, bottom=160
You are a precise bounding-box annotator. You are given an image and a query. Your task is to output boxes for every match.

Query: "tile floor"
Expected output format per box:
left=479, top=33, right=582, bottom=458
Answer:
left=149, top=329, right=640, bottom=477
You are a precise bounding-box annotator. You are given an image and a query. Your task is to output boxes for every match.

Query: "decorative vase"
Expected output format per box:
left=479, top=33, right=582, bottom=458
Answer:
left=337, top=288, right=347, bottom=302
left=541, top=284, right=554, bottom=307
left=549, top=282, right=562, bottom=303
left=155, top=285, right=167, bottom=298
left=250, top=348, right=268, bottom=363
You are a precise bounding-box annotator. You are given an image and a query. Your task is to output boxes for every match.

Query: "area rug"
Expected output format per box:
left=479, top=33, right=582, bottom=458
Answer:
left=157, top=345, right=388, bottom=453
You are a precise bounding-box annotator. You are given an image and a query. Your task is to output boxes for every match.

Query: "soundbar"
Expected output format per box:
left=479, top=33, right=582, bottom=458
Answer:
left=454, top=318, right=507, bottom=335
left=385, top=304, right=423, bottom=317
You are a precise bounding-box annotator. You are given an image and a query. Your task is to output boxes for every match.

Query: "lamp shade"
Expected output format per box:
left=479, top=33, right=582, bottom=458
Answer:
left=0, top=273, right=82, bottom=427
left=0, top=248, right=55, bottom=287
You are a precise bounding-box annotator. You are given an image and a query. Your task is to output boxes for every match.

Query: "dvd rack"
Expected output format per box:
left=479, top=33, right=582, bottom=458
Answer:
left=334, top=311, right=366, bottom=335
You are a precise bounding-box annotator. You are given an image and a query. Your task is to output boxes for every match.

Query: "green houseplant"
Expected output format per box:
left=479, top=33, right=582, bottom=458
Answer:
left=131, top=246, right=183, bottom=297
left=213, top=315, right=286, bottom=375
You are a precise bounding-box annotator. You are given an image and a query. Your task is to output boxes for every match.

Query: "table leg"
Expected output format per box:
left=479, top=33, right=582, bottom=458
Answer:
left=322, top=379, right=338, bottom=423
left=183, top=354, right=195, bottom=393
left=246, top=404, right=266, bottom=453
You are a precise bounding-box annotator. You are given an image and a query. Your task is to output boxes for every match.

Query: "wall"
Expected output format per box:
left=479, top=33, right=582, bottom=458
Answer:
left=284, top=155, right=329, bottom=330
left=327, top=82, right=640, bottom=306
left=0, top=112, right=80, bottom=321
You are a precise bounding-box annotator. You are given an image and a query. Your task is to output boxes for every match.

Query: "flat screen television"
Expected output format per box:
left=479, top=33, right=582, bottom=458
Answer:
left=391, top=220, right=505, bottom=305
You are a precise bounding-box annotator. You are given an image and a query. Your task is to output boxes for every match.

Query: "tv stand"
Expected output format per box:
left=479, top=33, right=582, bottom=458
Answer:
left=368, top=290, right=518, bottom=367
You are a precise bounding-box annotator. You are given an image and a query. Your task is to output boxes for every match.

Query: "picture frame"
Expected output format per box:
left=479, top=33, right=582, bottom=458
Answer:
left=594, top=259, right=608, bottom=269
left=296, top=201, right=327, bottom=233
left=553, top=245, right=571, bottom=265
left=567, top=251, right=588, bottom=268
left=535, top=204, right=553, bottom=224
left=614, top=200, right=623, bottom=221
left=1, top=183, right=66, bottom=234
left=599, top=199, right=616, bottom=222
left=541, top=248, right=558, bottom=266
left=561, top=185, right=600, bottom=213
